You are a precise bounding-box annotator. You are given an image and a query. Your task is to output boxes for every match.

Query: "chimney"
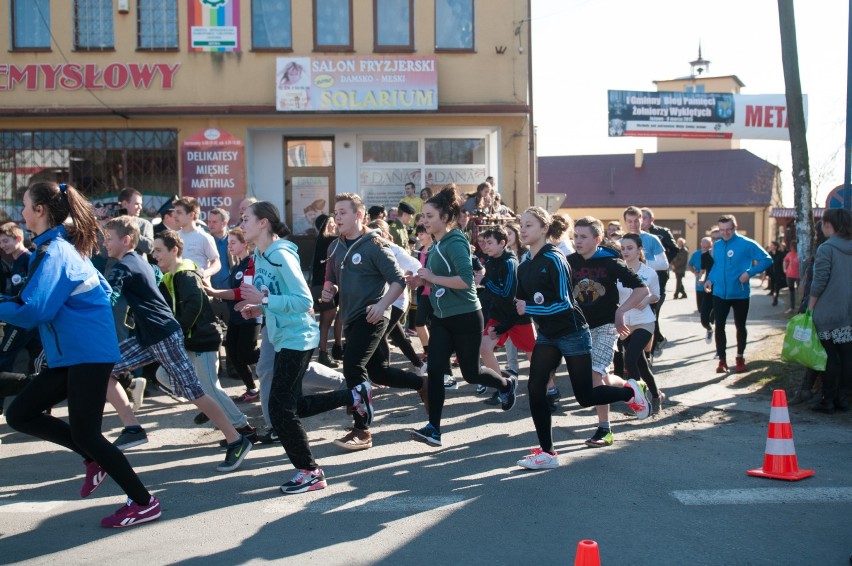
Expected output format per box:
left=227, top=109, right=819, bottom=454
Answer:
left=634, top=149, right=644, bottom=169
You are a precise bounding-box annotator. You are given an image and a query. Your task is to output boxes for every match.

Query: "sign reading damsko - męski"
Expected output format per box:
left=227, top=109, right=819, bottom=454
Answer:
left=276, top=56, right=437, bottom=112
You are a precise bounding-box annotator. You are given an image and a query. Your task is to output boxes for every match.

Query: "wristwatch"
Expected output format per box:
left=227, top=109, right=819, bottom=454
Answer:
left=261, top=290, right=269, bottom=306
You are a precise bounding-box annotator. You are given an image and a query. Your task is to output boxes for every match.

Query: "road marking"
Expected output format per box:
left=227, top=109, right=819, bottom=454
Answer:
left=0, top=500, right=66, bottom=513
left=671, top=487, right=852, bottom=506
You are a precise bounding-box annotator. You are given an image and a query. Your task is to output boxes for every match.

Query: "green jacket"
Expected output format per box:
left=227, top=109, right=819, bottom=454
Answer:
left=388, top=219, right=409, bottom=249
left=426, top=229, right=480, bottom=319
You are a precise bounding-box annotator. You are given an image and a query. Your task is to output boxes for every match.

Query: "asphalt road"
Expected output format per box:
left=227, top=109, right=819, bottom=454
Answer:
left=2, top=276, right=851, bottom=565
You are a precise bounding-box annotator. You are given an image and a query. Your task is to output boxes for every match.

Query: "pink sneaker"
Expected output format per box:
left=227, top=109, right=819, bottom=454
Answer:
left=100, top=496, right=161, bottom=528
left=80, top=460, right=107, bottom=498
left=517, top=448, right=559, bottom=470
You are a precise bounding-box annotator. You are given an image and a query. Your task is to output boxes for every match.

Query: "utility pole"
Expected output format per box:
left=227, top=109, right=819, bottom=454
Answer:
left=777, top=0, right=813, bottom=272
left=844, top=0, right=852, bottom=210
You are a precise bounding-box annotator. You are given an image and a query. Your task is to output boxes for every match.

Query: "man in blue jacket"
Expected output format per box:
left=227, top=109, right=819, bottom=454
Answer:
left=704, top=215, right=772, bottom=373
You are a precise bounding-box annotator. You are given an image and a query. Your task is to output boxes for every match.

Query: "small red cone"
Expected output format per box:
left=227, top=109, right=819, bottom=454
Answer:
left=747, top=389, right=815, bottom=481
left=574, top=539, right=601, bottom=566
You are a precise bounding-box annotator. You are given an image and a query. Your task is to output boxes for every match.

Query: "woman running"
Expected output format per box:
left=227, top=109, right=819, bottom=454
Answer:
left=409, top=186, right=516, bottom=447
left=617, top=233, right=664, bottom=414
left=514, top=207, right=650, bottom=470
left=1, top=181, right=160, bottom=528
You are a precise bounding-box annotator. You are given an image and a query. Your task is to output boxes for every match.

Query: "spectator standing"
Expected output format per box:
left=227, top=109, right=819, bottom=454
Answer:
left=670, top=238, right=690, bottom=299
left=400, top=182, right=423, bottom=224
left=768, top=241, right=788, bottom=307
left=117, top=188, right=155, bottom=258
left=783, top=242, right=800, bottom=314
left=173, top=197, right=221, bottom=280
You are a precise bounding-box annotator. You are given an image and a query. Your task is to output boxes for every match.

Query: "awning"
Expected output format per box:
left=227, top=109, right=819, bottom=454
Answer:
left=770, top=207, right=825, bottom=219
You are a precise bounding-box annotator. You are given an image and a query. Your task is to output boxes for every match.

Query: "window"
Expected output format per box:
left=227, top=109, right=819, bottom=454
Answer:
left=74, top=0, right=114, bottom=50
left=11, top=0, right=51, bottom=51
left=138, top=0, right=178, bottom=50
left=435, top=0, right=474, bottom=51
left=374, top=0, right=413, bottom=52
left=0, top=130, right=179, bottom=224
left=425, top=138, right=485, bottom=165
left=252, top=0, right=292, bottom=50
left=362, top=140, right=418, bottom=163
left=313, top=0, right=352, bottom=52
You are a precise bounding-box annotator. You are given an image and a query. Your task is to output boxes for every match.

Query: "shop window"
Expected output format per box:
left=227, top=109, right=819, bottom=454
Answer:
left=286, top=140, right=333, bottom=167
left=252, top=0, right=292, bottom=50
left=362, top=140, right=419, bottom=163
left=0, top=130, right=179, bottom=223
left=74, top=0, right=114, bottom=51
left=138, top=0, right=179, bottom=50
left=435, top=0, right=474, bottom=52
left=374, top=0, right=413, bottom=52
left=425, top=138, right=485, bottom=165
left=11, top=0, right=51, bottom=51
left=313, top=0, right=353, bottom=52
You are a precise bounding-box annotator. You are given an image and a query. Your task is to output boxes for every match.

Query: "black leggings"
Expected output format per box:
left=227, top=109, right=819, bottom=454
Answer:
left=225, top=322, right=260, bottom=390
left=386, top=305, right=421, bottom=366
left=5, top=363, right=150, bottom=505
left=819, top=339, right=852, bottom=403
left=622, top=329, right=658, bottom=397
left=268, top=347, right=351, bottom=471
left=343, top=315, right=423, bottom=430
left=426, top=310, right=508, bottom=430
left=528, top=344, right=632, bottom=453
left=713, top=297, right=750, bottom=358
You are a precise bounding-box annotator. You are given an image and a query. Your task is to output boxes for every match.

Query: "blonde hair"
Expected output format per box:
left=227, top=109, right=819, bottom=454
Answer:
left=522, top=206, right=552, bottom=228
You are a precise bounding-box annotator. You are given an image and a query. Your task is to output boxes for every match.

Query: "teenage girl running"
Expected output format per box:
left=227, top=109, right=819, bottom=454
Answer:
left=514, top=207, right=650, bottom=470
left=409, top=186, right=516, bottom=447
left=1, top=181, right=160, bottom=528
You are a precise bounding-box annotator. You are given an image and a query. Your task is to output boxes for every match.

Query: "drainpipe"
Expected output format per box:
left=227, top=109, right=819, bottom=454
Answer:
left=527, top=0, right=536, bottom=209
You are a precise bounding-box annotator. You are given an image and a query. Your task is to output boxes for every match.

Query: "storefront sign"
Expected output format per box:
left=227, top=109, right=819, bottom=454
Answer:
left=607, top=90, right=807, bottom=141
left=276, top=56, right=438, bottom=112
left=181, top=128, right=245, bottom=221
left=0, top=63, right=180, bottom=91
left=189, top=0, right=240, bottom=52
left=424, top=167, right=487, bottom=195
left=359, top=168, right=422, bottom=210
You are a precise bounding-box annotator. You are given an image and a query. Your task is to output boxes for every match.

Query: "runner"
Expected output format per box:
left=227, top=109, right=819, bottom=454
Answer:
left=704, top=214, right=773, bottom=373
left=568, top=217, right=652, bottom=448
left=321, top=193, right=422, bottom=451
left=408, top=186, right=516, bottom=447
left=513, top=207, right=651, bottom=470
left=1, top=181, right=160, bottom=528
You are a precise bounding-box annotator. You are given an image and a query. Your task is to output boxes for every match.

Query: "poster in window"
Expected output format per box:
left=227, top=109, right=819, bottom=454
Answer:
left=359, top=168, right=421, bottom=211
left=291, top=176, right=330, bottom=236
left=424, top=167, right=486, bottom=196
left=189, top=0, right=240, bottom=52
left=181, top=128, right=245, bottom=222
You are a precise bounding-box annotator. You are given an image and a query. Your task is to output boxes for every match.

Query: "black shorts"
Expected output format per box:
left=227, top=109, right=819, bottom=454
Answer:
left=415, top=292, right=433, bottom=327
left=311, top=285, right=338, bottom=313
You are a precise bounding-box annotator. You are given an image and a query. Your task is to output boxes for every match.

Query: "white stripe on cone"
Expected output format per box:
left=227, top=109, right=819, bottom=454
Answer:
left=769, top=406, right=790, bottom=423
left=764, top=438, right=797, bottom=456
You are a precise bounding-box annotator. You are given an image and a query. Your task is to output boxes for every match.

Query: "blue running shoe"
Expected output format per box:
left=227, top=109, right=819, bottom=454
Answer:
left=499, top=374, right=518, bottom=411
left=410, top=423, right=442, bottom=447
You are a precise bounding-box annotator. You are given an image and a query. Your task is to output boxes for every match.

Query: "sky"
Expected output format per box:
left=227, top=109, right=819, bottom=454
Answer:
left=530, top=0, right=848, bottom=207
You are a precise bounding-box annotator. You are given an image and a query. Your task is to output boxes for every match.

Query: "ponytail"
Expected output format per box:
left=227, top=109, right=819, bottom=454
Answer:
left=249, top=201, right=291, bottom=238
left=425, top=185, right=462, bottom=226
left=26, top=181, right=100, bottom=256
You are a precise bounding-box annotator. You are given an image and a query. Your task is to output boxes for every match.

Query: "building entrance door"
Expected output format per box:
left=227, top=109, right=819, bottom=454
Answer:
left=284, top=138, right=335, bottom=274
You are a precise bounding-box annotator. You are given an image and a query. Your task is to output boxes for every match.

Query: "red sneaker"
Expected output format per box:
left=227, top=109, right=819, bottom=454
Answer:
left=716, top=359, right=729, bottom=373
left=735, top=356, right=746, bottom=373
left=100, top=497, right=161, bottom=528
left=80, top=460, right=107, bottom=498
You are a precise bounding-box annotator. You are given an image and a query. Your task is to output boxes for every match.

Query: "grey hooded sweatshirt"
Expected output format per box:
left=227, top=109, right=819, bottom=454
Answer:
left=325, top=229, right=405, bottom=325
left=810, top=235, right=852, bottom=333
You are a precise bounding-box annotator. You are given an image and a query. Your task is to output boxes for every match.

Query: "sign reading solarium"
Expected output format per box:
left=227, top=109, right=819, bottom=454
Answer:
left=276, top=56, right=438, bottom=112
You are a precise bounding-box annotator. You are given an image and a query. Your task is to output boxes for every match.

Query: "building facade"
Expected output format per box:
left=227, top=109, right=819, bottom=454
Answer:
left=1, top=0, right=532, bottom=262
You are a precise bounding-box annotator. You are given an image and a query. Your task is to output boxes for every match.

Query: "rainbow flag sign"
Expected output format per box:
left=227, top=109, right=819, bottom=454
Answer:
left=189, top=0, right=240, bottom=52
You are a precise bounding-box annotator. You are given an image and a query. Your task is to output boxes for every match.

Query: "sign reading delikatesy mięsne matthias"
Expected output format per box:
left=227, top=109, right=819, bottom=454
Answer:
left=181, top=128, right=245, bottom=222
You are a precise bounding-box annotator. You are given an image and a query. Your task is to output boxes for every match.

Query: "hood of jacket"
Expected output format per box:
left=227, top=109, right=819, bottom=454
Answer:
left=590, top=246, right=620, bottom=260
left=824, top=236, right=852, bottom=255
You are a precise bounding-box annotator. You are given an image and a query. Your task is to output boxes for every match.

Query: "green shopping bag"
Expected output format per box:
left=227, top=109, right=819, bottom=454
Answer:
left=781, top=310, right=827, bottom=371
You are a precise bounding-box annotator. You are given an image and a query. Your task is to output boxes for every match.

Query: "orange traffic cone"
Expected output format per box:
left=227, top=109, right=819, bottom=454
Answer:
left=747, top=389, right=814, bottom=481
left=574, top=539, right=601, bottom=566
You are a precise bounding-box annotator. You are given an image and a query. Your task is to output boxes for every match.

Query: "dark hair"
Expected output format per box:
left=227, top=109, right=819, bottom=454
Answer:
left=118, top=187, right=141, bottom=204
left=547, top=214, right=573, bottom=240
left=620, top=232, right=645, bottom=263
left=420, top=187, right=433, bottom=200
left=26, top=181, right=101, bottom=256
left=415, top=224, right=428, bottom=235
left=425, top=186, right=462, bottom=226
left=209, top=207, right=230, bottom=223
left=249, top=202, right=291, bottom=238
left=156, top=229, right=184, bottom=256
left=481, top=226, right=508, bottom=245
left=175, top=196, right=200, bottom=217
left=405, top=182, right=416, bottom=190
left=623, top=205, right=642, bottom=220
left=814, top=220, right=828, bottom=248
left=718, top=214, right=737, bottom=226
left=575, top=216, right=604, bottom=238
left=504, top=223, right=527, bottom=257
left=368, top=205, right=386, bottom=220
left=822, top=208, right=852, bottom=239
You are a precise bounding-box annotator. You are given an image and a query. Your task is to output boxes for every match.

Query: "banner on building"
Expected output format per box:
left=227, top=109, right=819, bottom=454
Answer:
left=181, top=128, right=245, bottom=221
left=276, top=56, right=438, bottom=112
left=189, top=0, right=240, bottom=52
left=607, top=90, right=807, bottom=141
left=359, top=168, right=422, bottom=211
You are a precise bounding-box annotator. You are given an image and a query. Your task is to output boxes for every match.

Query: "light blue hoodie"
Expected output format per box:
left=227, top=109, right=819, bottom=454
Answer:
left=253, top=239, right=319, bottom=352
left=707, top=233, right=772, bottom=300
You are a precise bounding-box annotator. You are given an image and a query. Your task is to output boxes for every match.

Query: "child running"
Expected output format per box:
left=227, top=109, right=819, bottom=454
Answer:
left=1, top=182, right=160, bottom=528
left=514, top=207, right=651, bottom=470
left=409, top=186, right=516, bottom=447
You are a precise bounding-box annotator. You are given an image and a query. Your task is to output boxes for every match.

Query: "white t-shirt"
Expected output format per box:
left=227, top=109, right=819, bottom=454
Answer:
left=617, top=262, right=660, bottom=327
left=180, top=227, right=218, bottom=271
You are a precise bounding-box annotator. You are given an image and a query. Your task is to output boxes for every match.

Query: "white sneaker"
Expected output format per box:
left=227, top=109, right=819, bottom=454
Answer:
left=517, top=448, right=559, bottom=470
left=419, top=362, right=428, bottom=377
left=625, top=379, right=651, bottom=420
left=705, top=328, right=713, bottom=344
left=130, top=378, right=146, bottom=412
